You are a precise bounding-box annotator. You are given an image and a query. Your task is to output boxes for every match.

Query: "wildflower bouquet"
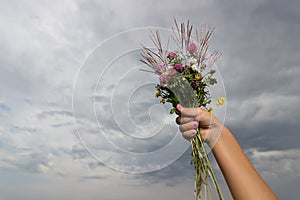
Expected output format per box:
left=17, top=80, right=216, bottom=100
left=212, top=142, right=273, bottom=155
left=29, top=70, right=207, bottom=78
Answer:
left=140, top=20, right=225, bottom=200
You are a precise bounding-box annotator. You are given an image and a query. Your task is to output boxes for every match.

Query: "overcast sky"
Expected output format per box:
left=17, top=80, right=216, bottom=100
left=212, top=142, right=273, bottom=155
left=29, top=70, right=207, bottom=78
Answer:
left=1, top=0, right=300, bottom=199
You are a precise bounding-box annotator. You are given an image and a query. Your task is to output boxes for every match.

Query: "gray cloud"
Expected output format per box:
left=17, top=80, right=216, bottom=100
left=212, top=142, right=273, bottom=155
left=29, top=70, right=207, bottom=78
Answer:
left=36, top=110, right=73, bottom=119
left=10, top=125, right=37, bottom=133
left=0, top=0, right=300, bottom=199
left=79, top=175, right=109, bottom=181
left=0, top=103, right=10, bottom=112
left=51, top=122, right=73, bottom=128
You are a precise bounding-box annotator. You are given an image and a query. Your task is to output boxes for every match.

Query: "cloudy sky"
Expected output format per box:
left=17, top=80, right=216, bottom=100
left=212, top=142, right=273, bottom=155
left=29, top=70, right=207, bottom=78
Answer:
left=1, top=0, right=300, bottom=199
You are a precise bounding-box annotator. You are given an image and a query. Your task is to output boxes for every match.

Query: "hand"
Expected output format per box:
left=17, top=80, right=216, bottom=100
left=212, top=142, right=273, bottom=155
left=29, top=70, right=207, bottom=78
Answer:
left=175, top=104, right=223, bottom=147
left=176, top=105, right=278, bottom=199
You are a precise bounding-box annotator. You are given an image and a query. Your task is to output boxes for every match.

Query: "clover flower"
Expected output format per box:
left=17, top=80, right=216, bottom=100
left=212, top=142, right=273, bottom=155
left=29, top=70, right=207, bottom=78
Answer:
left=187, top=43, right=197, bottom=54
left=154, top=64, right=168, bottom=74
left=168, top=52, right=177, bottom=59
left=173, top=63, right=184, bottom=72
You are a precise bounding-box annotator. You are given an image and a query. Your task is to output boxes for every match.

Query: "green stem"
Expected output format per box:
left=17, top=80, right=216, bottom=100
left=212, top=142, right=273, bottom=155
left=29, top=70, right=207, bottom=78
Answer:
left=197, top=129, right=224, bottom=200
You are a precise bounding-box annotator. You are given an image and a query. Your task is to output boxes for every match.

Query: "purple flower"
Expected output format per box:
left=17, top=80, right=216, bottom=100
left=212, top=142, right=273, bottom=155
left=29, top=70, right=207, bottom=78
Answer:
left=168, top=52, right=177, bottom=58
left=173, top=63, right=184, bottom=73
left=187, top=43, right=197, bottom=54
left=191, top=81, right=197, bottom=89
left=154, top=64, right=168, bottom=74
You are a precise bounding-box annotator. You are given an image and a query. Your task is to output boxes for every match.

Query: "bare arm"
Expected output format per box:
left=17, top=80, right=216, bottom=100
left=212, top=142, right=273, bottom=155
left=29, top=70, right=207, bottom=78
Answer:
left=176, top=105, right=278, bottom=200
left=212, top=126, right=278, bottom=199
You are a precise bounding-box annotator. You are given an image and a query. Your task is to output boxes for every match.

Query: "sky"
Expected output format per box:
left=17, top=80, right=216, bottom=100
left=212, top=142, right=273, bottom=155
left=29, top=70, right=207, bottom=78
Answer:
left=0, top=0, right=300, bottom=199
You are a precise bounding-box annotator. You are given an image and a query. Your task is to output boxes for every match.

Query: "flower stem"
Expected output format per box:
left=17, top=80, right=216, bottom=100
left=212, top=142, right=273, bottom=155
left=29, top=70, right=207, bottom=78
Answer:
left=192, top=129, right=224, bottom=200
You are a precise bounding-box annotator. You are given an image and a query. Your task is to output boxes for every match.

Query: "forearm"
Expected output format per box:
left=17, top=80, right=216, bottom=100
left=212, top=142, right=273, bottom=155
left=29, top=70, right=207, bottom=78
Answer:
left=212, top=126, right=278, bottom=200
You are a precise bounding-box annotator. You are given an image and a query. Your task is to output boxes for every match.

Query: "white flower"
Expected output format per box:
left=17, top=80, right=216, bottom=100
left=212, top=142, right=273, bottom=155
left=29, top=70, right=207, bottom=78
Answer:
left=191, top=64, right=200, bottom=72
left=190, top=58, right=198, bottom=64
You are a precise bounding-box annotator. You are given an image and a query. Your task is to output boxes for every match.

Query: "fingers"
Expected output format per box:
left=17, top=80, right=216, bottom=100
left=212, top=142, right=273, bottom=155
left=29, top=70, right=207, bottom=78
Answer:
left=176, top=105, right=200, bottom=141
left=179, top=121, right=199, bottom=133
left=178, top=120, right=199, bottom=140
left=176, top=104, right=202, bottom=118
left=182, top=129, right=197, bottom=140
left=175, top=116, right=194, bottom=125
left=175, top=104, right=223, bottom=145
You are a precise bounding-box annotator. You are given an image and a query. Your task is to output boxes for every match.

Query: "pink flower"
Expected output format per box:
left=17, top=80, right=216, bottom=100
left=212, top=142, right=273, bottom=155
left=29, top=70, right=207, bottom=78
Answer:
left=173, top=63, right=184, bottom=72
left=159, top=68, right=177, bottom=86
left=154, top=64, right=168, bottom=74
left=187, top=43, right=197, bottom=54
left=167, top=68, right=177, bottom=76
left=159, top=73, right=168, bottom=85
left=168, top=52, right=177, bottom=58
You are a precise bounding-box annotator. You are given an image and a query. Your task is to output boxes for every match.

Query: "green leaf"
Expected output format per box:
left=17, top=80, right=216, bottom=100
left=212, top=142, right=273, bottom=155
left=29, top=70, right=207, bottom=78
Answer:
left=170, top=108, right=176, bottom=114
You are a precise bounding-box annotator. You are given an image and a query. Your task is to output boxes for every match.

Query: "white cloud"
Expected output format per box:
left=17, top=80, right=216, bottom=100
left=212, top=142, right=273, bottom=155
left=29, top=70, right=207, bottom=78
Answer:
left=248, top=148, right=300, bottom=178
left=228, top=93, right=300, bottom=126
left=247, top=147, right=300, bottom=199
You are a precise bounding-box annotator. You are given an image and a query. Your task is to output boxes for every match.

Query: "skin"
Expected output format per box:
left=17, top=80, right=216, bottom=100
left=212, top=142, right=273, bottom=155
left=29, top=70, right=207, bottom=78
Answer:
left=176, top=104, right=278, bottom=200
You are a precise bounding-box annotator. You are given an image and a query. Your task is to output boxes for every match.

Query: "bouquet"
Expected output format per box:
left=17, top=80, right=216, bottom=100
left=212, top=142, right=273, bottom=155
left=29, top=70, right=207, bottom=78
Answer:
left=140, top=20, right=225, bottom=200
